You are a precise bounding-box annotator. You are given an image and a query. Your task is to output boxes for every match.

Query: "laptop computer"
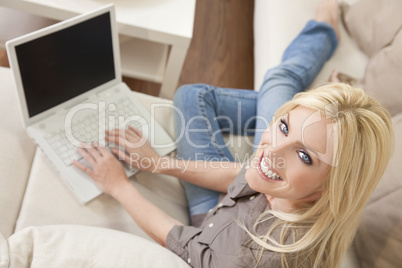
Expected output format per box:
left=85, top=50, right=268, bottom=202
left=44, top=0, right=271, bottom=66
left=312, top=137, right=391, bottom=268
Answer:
left=6, top=4, right=176, bottom=203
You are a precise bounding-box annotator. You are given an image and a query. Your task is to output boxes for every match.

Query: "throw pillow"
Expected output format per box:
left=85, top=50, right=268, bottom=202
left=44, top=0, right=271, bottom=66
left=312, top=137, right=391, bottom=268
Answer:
left=341, top=0, right=402, bottom=116
left=362, top=30, right=402, bottom=116
left=342, top=0, right=402, bottom=57
left=1, top=225, right=189, bottom=268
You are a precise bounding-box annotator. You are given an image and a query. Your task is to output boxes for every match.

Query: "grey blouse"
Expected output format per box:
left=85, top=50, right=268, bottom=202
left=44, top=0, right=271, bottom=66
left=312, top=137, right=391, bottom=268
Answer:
left=166, top=167, right=283, bottom=267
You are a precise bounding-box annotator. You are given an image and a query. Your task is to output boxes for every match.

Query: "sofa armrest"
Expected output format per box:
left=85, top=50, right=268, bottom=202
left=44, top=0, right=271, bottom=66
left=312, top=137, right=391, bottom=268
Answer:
left=0, top=67, right=36, bottom=238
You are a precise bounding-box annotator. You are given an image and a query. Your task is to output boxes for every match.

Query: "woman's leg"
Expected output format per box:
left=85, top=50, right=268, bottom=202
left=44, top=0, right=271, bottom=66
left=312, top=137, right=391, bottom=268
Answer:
left=254, top=20, right=339, bottom=146
left=173, top=84, right=257, bottom=219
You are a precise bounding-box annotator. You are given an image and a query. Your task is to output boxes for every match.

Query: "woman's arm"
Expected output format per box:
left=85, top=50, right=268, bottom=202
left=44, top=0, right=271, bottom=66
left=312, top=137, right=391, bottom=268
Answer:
left=155, top=156, right=241, bottom=193
left=112, top=180, right=182, bottom=246
left=107, top=127, right=242, bottom=193
left=72, top=144, right=183, bottom=247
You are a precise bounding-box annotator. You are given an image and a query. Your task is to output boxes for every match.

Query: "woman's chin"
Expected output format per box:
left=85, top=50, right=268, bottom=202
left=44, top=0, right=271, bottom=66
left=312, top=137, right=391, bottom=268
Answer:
left=245, top=166, right=260, bottom=191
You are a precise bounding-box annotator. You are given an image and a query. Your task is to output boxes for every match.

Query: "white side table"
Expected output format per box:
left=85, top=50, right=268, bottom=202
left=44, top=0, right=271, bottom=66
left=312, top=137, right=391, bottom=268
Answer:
left=0, top=0, right=196, bottom=99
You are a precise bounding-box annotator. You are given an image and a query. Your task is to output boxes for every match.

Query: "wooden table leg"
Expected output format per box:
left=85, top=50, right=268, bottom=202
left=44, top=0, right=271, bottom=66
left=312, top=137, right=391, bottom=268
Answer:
left=159, top=44, right=189, bottom=99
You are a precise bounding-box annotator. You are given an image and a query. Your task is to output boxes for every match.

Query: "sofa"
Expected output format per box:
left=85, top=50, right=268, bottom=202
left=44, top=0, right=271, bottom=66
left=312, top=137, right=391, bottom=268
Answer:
left=1, top=0, right=401, bottom=267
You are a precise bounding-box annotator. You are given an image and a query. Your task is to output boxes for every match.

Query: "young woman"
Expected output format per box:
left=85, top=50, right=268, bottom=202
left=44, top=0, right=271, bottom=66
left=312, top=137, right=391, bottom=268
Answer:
left=73, top=0, right=394, bottom=267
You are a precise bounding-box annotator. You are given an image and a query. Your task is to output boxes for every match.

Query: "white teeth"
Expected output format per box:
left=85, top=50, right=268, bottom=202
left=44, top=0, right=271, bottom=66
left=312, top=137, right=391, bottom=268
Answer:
left=260, top=158, right=269, bottom=172
left=260, top=158, right=282, bottom=181
left=261, top=158, right=268, bottom=169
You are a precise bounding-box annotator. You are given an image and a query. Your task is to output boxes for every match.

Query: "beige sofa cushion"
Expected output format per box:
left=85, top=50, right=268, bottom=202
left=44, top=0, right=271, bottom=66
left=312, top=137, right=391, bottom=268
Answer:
left=354, top=113, right=402, bottom=267
left=132, top=91, right=176, bottom=138
left=342, top=0, right=402, bottom=116
left=0, top=225, right=189, bottom=268
left=0, top=67, right=36, bottom=238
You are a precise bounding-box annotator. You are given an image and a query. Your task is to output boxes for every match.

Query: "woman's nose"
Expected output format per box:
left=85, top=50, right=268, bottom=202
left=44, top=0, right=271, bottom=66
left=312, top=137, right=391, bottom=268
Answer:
left=268, top=141, right=291, bottom=170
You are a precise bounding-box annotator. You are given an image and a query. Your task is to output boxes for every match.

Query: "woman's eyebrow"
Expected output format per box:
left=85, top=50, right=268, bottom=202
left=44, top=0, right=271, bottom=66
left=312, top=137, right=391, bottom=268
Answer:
left=282, top=113, right=289, bottom=127
left=284, top=112, right=290, bottom=131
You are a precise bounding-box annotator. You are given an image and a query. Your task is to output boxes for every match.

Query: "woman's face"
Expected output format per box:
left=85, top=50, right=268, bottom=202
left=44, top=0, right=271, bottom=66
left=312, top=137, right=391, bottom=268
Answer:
left=245, top=106, right=335, bottom=211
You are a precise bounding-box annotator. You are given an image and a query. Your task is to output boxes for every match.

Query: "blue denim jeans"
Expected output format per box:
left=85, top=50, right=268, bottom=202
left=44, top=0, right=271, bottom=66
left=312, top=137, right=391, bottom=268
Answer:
left=173, top=20, right=338, bottom=218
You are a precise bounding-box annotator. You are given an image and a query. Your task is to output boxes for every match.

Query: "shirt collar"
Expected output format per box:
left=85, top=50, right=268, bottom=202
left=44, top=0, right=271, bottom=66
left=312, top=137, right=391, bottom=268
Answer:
left=228, top=167, right=258, bottom=199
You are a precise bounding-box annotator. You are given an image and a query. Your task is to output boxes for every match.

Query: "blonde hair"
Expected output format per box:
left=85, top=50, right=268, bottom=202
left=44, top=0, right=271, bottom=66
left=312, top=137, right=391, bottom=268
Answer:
left=245, top=83, right=394, bottom=268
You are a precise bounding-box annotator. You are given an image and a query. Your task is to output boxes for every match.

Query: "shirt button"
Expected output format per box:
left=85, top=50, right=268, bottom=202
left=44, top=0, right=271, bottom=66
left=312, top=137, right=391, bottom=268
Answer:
left=187, top=258, right=191, bottom=264
left=249, top=195, right=256, bottom=201
left=208, top=223, right=214, bottom=228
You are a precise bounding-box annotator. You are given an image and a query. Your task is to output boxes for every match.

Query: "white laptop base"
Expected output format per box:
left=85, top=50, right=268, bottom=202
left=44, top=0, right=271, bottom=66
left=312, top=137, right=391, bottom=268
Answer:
left=28, top=83, right=176, bottom=203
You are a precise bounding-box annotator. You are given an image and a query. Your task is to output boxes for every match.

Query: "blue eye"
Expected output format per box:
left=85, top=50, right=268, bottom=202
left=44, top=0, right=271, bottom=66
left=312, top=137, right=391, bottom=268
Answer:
left=298, top=150, right=312, bottom=165
left=279, top=119, right=288, bottom=135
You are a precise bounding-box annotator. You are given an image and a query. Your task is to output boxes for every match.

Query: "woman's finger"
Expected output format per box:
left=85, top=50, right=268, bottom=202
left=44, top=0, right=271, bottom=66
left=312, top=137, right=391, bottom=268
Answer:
left=107, top=128, right=121, bottom=135
left=111, top=148, right=130, bottom=163
left=72, top=160, right=94, bottom=176
left=77, top=146, right=97, bottom=166
left=97, top=145, right=112, bottom=158
left=106, top=133, right=127, bottom=147
left=108, top=128, right=135, bottom=141
left=85, top=143, right=103, bottom=160
left=128, top=125, right=140, bottom=135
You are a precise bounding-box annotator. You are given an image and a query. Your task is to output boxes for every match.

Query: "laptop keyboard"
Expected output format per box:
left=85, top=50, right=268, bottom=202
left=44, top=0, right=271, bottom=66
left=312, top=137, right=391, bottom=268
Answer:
left=45, top=98, right=142, bottom=166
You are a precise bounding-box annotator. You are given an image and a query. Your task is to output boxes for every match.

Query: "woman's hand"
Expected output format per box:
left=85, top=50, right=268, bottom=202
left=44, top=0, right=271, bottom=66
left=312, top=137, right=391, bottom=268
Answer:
left=72, top=143, right=130, bottom=198
left=106, top=126, right=162, bottom=173
left=73, top=141, right=183, bottom=247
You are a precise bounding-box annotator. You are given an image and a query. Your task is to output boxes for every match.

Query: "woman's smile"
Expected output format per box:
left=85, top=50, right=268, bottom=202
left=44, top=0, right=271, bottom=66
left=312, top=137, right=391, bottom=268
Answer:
left=256, top=152, right=284, bottom=182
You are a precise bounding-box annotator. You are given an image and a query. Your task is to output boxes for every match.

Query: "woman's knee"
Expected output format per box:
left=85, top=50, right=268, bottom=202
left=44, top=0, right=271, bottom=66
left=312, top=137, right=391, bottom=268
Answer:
left=173, top=83, right=216, bottom=111
left=174, top=84, right=201, bottom=108
left=259, top=65, right=303, bottom=95
left=262, top=65, right=290, bottom=86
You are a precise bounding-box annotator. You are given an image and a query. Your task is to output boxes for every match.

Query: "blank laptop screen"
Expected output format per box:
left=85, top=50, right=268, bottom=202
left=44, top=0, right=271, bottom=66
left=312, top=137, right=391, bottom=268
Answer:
left=15, top=12, right=115, bottom=117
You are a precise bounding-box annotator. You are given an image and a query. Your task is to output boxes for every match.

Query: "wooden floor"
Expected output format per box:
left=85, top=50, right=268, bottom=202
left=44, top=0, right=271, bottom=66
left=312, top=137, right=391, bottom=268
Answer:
left=0, top=0, right=254, bottom=97
left=0, top=49, right=8, bottom=68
